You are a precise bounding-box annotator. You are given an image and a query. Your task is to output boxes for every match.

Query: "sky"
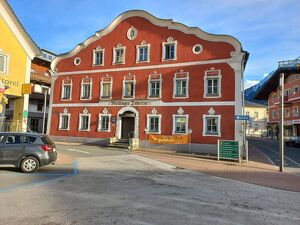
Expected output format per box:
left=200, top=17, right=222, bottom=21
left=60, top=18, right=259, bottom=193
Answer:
left=7, top=0, right=300, bottom=89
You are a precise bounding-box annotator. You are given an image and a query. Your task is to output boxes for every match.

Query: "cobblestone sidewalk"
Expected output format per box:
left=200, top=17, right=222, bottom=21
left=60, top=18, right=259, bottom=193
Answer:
left=132, top=146, right=300, bottom=192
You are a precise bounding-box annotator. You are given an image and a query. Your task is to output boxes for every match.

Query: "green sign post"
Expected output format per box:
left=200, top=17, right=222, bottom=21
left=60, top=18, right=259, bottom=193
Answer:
left=218, top=140, right=240, bottom=162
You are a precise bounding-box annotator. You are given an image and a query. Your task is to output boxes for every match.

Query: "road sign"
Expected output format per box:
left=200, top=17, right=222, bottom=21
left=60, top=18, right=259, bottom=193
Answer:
left=234, top=115, right=249, bottom=121
left=218, top=140, right=240, bottom=161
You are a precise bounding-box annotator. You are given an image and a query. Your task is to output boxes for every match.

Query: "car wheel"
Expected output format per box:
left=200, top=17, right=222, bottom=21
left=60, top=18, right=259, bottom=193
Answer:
left=20, top=157, right=39, bottom=173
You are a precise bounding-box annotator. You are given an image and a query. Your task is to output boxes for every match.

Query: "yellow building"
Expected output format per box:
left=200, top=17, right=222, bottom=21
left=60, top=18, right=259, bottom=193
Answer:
left=0, top=0, right=41, bottom=131
left=245, top=100, right=268, bottom=136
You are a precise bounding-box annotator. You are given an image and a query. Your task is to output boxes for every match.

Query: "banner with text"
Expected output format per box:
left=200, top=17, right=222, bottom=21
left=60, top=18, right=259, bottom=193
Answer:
left=149, top=134, right=189, bottom=144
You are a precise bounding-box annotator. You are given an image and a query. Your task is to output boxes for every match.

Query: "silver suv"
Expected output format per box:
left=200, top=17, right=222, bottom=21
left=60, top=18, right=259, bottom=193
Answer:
left=0, top=132, right=57, bottom=173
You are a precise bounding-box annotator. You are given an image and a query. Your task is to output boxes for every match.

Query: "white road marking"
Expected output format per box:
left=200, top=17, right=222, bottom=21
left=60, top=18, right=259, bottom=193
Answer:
left=65, top=148, right=90, bottom=154
left=253, top=141, right=300, bottom=166
left=249, top=143, right=276, bottom=166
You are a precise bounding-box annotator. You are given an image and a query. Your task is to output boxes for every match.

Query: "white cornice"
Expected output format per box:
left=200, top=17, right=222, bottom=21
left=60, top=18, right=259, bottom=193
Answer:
left=51, top=10, right=243, bottom=71
left=0, top=0, right=41, bottom=59
left=52, top=100, right=236, bottom=108
left=54, top=58, right=232, bottom=76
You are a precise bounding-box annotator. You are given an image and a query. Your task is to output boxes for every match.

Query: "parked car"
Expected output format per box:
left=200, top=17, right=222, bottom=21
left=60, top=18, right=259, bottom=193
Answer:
left=285, top=136, right=300, bottom=147
left=0, top=132, right=57, bottom=173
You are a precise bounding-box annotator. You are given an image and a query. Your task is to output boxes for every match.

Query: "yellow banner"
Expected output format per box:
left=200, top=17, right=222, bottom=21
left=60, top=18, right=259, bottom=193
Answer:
left=149, top=134, right=189, bottom=144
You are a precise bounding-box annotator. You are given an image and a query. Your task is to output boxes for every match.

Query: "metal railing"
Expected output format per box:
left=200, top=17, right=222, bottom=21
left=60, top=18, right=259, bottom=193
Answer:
left=0, top=120, right=22, bottom=132
left=278, top=57, right=300, bottom=69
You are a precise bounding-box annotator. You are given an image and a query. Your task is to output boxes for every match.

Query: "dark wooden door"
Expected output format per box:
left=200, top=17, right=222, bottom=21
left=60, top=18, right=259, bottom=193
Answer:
left=121, top=117, right=135, bottom=139
left=297, top=125, right=300, bottom=136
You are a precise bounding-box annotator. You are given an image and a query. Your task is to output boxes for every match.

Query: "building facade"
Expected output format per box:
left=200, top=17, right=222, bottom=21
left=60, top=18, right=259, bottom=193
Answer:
left=5, top=49, right=55, bottom=133
left=48, top=10, right=248, bottom=152
left=245, top=100, right=267, bottom=136
left=0, top=0, right=41, bottom=131
left=255, top=57, right=300, bottom=138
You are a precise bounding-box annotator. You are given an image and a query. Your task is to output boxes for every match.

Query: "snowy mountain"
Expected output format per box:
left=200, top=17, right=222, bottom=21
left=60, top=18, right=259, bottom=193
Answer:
left=244, top=71, right=275, bottom=105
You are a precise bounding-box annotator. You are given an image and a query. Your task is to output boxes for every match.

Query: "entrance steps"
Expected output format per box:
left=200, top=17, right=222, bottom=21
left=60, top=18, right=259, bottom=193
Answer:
left=107, top=139, right=130, bottom=150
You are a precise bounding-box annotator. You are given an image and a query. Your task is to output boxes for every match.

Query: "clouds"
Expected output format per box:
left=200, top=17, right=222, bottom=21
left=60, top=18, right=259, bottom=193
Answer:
left=7, top=0, right=300, bottom=82
left=244, top=80, right=260, bottom=90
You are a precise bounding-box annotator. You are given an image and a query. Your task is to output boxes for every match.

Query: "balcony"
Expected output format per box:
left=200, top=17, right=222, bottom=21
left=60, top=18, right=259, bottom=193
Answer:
left=278, top=57, right=300, bottom=69
left=30, top=71, right=51, bottom=84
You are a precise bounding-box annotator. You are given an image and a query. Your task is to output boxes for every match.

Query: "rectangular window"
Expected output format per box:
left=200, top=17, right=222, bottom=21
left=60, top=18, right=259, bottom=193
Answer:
left=59, top=114, right=69, bottom=130
left=285, top=108, right=290, bottom=118
left=293, top=107, right=299, bottom=116
left=124, top=81, right=134, bottom=98
left=175, top=80, right=187, bottom=97
left=272, top=110, right=276, bottom=119
left=0, top=54, right=7, bottom=73
left=254, top=111, right=259, bottom=119
left=206, top=117, right=218, bottom=135
left=100, top=115, right=109, bottom=131
left=149, top=80, right=160, bottom=98
left=207, top=78, right=219, bottom=96
left=138, top=46, right=148, bottom=62
left=81, top=84, right=91, bottom=99
left=37, top=101, right=43, bottom=112
left=93, top=50, right=103, bottom=65
left=149, top=116, right=159, bottom=133
left=164, top=43, right=175, bottom=60
left=62, top=85, right=71, bottom=100
left=174, top=116, right=187, bottom=134
left=101, top=82, right=111, bottom=99
left=79, top=115, right=90, bottom=131
left=115, top=48, right=124, bottom=64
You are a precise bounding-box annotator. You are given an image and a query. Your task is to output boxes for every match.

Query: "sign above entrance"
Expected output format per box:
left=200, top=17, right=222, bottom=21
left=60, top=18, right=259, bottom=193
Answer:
left=98, top=100, right=159, bottom=106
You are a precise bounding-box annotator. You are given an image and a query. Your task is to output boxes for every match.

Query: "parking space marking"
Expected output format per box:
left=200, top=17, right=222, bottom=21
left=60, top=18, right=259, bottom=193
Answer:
left=66, top=148, right=90, bottom=154
left=0, top=159, right=78, bottom=193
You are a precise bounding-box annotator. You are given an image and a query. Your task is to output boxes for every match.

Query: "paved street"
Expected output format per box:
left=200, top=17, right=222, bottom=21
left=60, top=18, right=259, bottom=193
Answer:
left=248, top=137, right=300, bottom=170
left=0, top=144, right=300, bottom=225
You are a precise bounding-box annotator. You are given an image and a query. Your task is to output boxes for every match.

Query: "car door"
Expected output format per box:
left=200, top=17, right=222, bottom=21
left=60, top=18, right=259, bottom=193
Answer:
left=0, top=134, right=7, bottom=164
left=1, top=134, right=26, bottom=165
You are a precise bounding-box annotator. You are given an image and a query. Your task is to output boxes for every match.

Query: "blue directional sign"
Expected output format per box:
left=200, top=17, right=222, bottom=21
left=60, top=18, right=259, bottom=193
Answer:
left=234, top=115, right=250, bottom=121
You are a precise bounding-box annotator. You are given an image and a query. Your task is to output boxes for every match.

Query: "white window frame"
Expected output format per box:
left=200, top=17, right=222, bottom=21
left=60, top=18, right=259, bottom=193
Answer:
left=80, top=77, right=92, bottom=100
left=147, top=114, right=162, bottom=134
left=173, top=72, right=189, bottom=99
left=202, top=115, right=221, bottom=137
left=113, top=45, right=126, bottom=65
left=204, top=69, right=222, bottom=98
left=136, top=43, right=150, bottom=63
left=293, top=106, right=299, bottom=117
left=285, top=108, right=290, bottom=118
left=78, top=113, right=91, bottom=131
left=162, top=39, right=177, bottom=61
left=148, top=74, right=162, bottom=99
left=98, top=113, right=111, bottom=132
left=122, top=78, right=135, bottom=99
left=61, top=79, right=72, bottom=101
left=100, top=77, right=112, bottom=100
left=58, top=112, right=70, bottom=130
left=92, top=48, right=104, bottom=66
left=172, top=114, right=189, bottom=134
left=0, top=52, right=9, bottom=74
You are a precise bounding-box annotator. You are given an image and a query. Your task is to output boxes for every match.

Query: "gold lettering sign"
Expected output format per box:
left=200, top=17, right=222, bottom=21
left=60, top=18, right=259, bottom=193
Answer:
left=149, top=134, right=189, bottom=144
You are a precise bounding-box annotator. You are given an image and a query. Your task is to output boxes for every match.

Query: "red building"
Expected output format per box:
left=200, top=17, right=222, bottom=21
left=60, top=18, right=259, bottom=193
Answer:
left=255, top=57, right=300, bottom=137
left=48, top=10, right=248, bottom=153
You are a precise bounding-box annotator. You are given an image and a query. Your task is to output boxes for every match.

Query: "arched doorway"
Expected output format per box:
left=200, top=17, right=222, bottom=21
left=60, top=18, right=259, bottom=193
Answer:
left=116, top=107, right=139, bottom=139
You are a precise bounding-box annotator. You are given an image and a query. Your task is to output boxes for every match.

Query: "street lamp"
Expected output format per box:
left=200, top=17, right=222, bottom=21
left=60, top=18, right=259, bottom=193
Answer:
left=279, top=73, right=285, bottom=172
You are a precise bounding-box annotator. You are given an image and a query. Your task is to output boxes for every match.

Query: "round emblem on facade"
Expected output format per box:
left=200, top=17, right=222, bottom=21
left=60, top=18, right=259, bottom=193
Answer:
left=127, top=26, right=137, bottom=40
left=192, top=44, right=203, bottom=54
left=74, top=57, right=81, bottom=66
